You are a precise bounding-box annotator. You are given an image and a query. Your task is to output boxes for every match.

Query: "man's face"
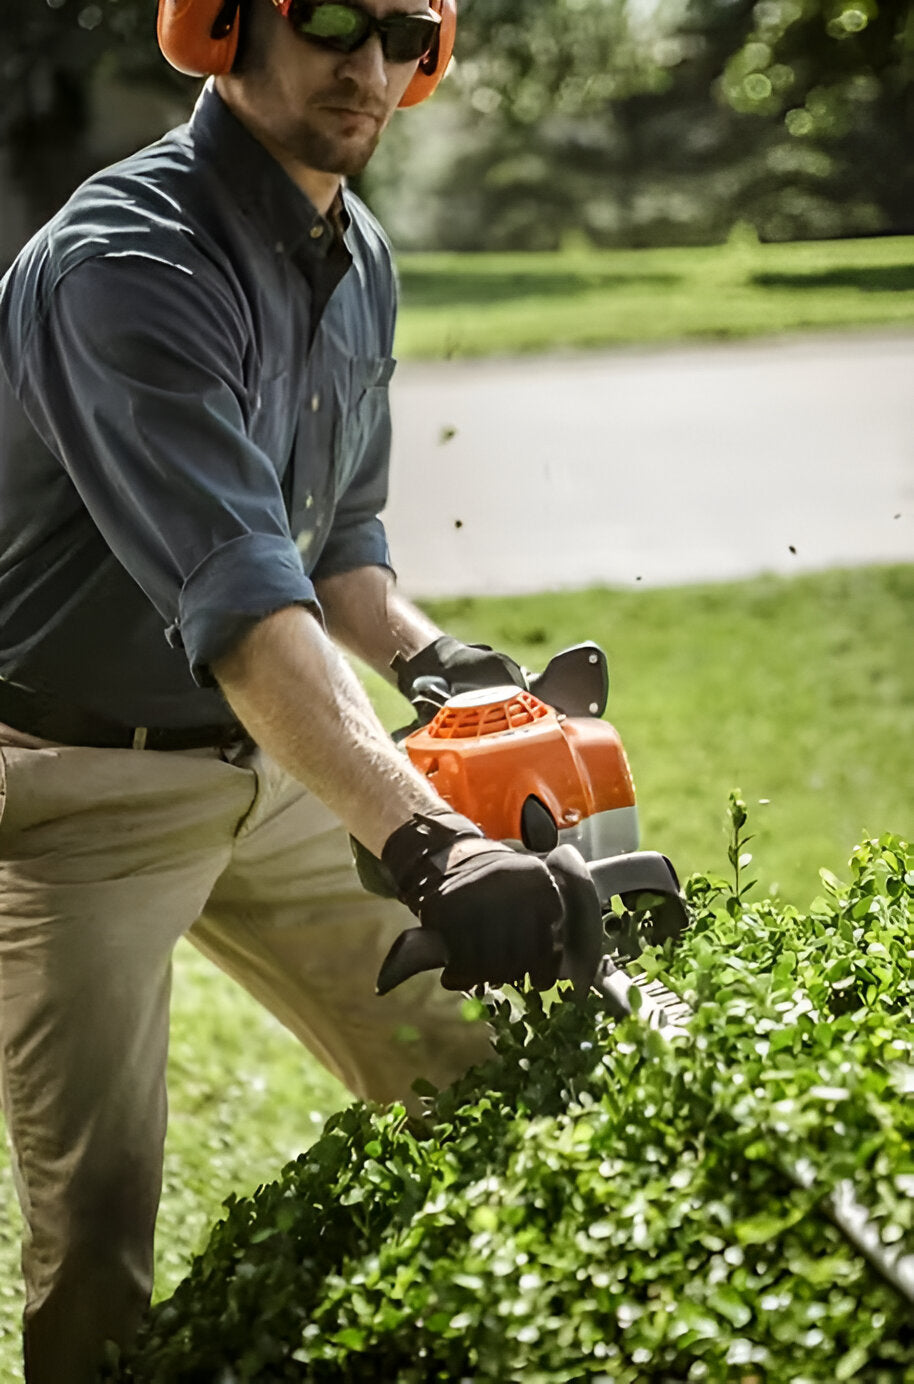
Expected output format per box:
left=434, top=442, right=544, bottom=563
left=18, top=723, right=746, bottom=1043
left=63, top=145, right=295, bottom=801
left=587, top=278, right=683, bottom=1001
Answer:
left=244, top=0, right=432, bottom=177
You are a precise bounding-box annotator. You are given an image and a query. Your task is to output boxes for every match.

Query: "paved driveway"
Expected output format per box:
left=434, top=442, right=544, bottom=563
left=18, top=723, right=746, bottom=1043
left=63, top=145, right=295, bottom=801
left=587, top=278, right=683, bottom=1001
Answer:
left=383, top=331, right=914, bottom=596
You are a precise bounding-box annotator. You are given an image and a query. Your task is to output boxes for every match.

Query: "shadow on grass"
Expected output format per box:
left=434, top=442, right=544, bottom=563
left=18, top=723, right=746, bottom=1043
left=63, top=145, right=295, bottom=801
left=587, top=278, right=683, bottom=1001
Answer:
left=399, top=269, right=680, bottom=310
left=753, top=265, right=914, bottom=293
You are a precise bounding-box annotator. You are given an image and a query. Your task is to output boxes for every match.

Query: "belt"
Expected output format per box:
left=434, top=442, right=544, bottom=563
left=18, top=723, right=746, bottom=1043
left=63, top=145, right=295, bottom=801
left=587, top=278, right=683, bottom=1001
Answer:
left=0, top=677, right=249, bottom=752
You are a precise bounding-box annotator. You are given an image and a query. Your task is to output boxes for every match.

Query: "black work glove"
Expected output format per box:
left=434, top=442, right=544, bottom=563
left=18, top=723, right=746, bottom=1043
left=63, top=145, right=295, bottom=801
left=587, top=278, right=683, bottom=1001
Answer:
left=376, top=809, right=564, bottom=991
left=392, top=636, right=527, bottom=703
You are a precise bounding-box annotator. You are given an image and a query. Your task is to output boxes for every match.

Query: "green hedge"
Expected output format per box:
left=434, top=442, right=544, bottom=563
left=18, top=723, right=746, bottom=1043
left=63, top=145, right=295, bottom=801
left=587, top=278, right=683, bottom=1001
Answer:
left=110, top=829, right=914, bottom=1382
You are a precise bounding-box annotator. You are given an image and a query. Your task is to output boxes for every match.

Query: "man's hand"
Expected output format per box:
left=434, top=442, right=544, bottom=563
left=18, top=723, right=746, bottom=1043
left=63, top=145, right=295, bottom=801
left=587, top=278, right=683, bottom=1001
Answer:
left=374, top=810, right=564, bottom=991
left=392, top=636, right=526, bottom=703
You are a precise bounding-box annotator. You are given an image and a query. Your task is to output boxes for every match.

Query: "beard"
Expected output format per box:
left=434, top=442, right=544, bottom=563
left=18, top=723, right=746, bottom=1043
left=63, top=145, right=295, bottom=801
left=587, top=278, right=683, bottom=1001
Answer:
left=285, top=117, right=382, bottom=177
left=285, top=82, right=388, bottom=177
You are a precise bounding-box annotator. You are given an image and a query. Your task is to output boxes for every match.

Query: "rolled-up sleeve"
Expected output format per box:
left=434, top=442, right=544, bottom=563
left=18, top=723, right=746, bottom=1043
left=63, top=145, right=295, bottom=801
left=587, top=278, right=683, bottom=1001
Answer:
left=175, top=533, right=317, bottom=671
left=315, top=512, right=392, bottom=579
left=19, top=253, right=318, bottom=683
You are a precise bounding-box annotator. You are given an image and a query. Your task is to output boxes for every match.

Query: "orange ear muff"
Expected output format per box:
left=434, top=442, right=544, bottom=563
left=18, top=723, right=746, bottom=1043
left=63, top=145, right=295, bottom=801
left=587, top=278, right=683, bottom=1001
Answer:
left=399, top=0, right=457, bottom=109
left=157, top=0, right=242, bottom=78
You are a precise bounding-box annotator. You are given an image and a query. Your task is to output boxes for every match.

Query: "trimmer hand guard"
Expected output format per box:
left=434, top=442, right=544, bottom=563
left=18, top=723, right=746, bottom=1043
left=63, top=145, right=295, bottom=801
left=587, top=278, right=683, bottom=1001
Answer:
left=588, top=851, right=690, bottom=960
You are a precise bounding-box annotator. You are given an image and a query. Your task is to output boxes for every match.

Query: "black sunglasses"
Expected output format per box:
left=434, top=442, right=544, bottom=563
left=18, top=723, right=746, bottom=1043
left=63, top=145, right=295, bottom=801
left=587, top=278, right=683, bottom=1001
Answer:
left=285, top=2, right=441, bottom=63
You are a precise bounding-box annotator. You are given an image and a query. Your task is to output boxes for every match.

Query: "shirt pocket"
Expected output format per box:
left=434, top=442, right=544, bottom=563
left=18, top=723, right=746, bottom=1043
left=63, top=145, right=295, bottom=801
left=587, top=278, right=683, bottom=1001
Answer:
left=332, top=355, right=396, bottom=499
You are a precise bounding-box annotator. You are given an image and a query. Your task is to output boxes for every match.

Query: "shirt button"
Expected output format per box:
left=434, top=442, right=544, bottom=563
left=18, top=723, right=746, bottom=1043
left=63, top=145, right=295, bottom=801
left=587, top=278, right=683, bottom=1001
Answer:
left=311, top=393, right=321, bottom=412
left=309, top=224, right=324, bottom=239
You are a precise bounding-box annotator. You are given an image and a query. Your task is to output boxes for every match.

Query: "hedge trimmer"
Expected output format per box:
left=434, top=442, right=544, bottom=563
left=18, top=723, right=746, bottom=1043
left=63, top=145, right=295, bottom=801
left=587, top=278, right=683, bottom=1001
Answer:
left=380, top=641, right=692, bottom=1017
left=381, top=643, right=914, bottom=1312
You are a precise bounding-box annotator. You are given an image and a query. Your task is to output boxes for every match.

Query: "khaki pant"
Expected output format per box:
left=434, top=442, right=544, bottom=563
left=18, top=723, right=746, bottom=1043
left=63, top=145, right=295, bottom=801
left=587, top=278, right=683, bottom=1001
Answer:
left=0, top=739, right=492, bottom=1384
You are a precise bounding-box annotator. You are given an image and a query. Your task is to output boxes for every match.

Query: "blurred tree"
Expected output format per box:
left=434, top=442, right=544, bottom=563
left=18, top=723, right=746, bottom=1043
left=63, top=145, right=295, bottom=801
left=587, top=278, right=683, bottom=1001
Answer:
left=561, top=0, right=768, bottom=247
left=0, top=0, right=192, bottom=264
left=384, top=0, right=681, bottom=249
left=386, top=0, right=768, bottom=249
left=414, top=0, right=913, bottom=248
left=719, top=0, right=914, bottom=237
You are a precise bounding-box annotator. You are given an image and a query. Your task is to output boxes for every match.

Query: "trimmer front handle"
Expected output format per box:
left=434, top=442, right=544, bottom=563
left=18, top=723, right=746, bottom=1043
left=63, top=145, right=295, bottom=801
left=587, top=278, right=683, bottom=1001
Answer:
left=375, top=842, right=603, bottom=998
left=376, top=847, right=689, bottom=995
left=398, top=641, right=610, bottom=731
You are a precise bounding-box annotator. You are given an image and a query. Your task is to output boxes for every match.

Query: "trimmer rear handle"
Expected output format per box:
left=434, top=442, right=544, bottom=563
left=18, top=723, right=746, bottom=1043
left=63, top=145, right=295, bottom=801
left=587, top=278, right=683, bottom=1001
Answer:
left=402, top=642, right=610, bottom=728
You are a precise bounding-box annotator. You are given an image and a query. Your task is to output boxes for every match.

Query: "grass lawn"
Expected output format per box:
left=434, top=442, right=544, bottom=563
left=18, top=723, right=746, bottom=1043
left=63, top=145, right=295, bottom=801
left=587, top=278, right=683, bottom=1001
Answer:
left=1, top=564, right=911, bottom=1378
left=395, top=234, right=914, bottom=358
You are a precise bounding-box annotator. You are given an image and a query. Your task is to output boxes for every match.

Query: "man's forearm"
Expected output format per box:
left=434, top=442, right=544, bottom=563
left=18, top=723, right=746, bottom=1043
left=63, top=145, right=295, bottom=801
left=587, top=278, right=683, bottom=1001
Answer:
left=314, top=566, right=441, bottom=681
left=212, top=604, right=441, bottom=855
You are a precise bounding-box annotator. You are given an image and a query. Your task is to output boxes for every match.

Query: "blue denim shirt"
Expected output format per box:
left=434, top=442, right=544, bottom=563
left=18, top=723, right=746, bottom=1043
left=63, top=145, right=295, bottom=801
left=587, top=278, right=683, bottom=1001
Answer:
left=0, top=83, right=396, bottom=726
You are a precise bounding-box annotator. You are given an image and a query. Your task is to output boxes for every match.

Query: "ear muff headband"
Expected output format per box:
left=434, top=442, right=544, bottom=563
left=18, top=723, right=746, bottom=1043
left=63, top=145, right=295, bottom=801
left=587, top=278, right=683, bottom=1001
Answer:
left=157, top=0, right=456, bottom=105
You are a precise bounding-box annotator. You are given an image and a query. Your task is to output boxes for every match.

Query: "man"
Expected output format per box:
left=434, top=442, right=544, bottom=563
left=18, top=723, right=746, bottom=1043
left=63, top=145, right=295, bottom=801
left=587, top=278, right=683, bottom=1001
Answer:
left=0, top=0, right=588, bottom=1379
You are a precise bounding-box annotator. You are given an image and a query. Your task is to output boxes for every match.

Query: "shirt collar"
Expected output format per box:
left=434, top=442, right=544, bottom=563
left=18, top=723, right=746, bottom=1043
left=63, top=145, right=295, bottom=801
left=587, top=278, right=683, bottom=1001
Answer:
left=188, top=82, right=347, bottom=265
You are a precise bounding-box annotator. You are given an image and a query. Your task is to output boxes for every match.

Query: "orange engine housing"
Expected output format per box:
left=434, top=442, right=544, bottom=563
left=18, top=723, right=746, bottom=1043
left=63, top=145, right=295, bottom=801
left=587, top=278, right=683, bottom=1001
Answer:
left=403, top=687, right=636, bottom=844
